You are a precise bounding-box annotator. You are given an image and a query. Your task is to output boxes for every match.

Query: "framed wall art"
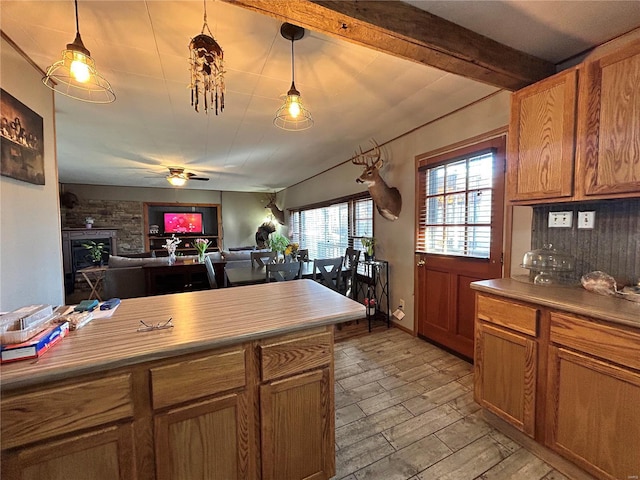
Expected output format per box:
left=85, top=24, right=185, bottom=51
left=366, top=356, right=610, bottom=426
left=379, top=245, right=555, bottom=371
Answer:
left=1, top=88, right=45, bottom=185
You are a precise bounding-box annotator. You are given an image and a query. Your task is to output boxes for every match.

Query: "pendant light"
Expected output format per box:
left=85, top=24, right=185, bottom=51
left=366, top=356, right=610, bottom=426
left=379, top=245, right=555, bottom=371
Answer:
left=274, top=23, right=313, bottom=131
left=42, top=0, right=115, bottom=104
left=189, top=0, right=225, bottom=114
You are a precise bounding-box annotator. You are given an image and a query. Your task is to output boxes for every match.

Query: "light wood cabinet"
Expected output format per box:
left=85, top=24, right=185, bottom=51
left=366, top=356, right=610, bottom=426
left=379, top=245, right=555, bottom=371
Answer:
left=507, top=69, right=577, bottom=203
left=474, top=295, right=538, bottom=437
left=474, top=290, right=640, bottom=480
left=546, top=312, right=640, bottom=480
left=1, top=326, right=336, bottom=480
left=507, top=36, right=640, bottom=204
left=575, top=39, right=640, bottom=200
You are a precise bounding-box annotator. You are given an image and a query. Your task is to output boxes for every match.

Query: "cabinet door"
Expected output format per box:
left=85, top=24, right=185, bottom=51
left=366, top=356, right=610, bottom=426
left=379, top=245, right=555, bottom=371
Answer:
left=1, top=423, right=135, bottom=480
left=474, top=322, right=537, bottom=437
left=261, top=368, right=334, bottom=480
left=154, top=392, right=251, bottom=480
left=507, top=69, right=577, bottom=203
left=546, top=346, right=640, bottom=480
left=576, top=40, right=640, bottom=199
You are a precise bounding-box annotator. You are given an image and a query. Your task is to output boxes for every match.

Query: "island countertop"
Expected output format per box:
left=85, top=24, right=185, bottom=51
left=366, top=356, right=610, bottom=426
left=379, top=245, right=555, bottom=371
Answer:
left=0, top=279, right=365, bottom=391
left=471, top=278, right=640, bottom=329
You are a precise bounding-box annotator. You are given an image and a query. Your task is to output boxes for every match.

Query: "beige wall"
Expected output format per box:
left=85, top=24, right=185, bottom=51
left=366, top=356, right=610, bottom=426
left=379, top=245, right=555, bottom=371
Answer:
left=283, top=91, right=519, bottom=331
left=1, top=35, right=64, bottom=310
left=61, top=184, right=270, bottom=250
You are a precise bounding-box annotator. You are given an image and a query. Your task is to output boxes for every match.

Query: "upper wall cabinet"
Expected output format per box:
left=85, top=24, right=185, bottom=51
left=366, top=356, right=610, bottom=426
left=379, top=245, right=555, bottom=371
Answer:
left=507, top=34, right=640, bottom=205
left=507, top=69, right=577, bottom=203
left=575, top=40, right=640, bottom=200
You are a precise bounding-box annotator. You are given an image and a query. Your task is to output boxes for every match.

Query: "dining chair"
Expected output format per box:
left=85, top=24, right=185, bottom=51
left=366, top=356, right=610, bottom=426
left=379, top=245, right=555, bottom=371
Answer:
left=251, top=250, right=277, bottom=267
left=266, top=261, right=303, bottom=282
left=298, top=249, right=309, bottom=262
left=313, top=257, right=344, bottom=292
left=204, top=255, right=218, bottom=288
left=342, top=247, right=361, bottom=297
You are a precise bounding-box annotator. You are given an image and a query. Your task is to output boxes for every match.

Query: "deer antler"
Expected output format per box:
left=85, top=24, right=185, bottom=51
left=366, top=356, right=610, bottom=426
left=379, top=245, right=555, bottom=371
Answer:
left=350, top=139, right=383, bottom=168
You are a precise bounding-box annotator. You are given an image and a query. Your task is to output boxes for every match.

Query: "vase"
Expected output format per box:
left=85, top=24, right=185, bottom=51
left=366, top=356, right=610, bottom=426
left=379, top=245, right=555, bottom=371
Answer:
left=168, top=252, right=176, bottom=265
left=197, top=251, right=206, bottom=263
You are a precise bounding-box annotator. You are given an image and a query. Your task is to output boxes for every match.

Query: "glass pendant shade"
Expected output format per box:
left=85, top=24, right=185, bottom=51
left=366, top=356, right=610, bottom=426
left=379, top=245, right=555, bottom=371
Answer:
left=274, top=23, right=313, bottom=131
left=42, top=1, right=115, bottom=104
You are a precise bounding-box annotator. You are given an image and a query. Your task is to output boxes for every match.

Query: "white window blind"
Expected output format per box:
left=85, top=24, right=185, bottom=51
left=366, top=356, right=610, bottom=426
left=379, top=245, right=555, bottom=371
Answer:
left=290, top=195, right=373, bottom=260
left=417, top=150, right=494, bottom=258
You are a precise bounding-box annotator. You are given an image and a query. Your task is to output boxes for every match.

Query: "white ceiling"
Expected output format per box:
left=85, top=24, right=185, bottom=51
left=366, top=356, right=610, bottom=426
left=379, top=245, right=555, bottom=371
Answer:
left=1, top=1, right=638, bottom=192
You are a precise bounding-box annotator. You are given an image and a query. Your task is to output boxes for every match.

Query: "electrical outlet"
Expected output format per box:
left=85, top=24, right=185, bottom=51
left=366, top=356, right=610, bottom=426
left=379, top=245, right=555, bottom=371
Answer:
left=578, top=211, right=595, bottom=229
left=399, top=299, right=405, bottom=310
left=548, top=211, right=573, bottom=228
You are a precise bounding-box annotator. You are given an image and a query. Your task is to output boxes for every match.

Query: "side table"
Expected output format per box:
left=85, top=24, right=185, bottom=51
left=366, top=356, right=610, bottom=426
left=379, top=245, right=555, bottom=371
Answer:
left=78, top=265, right=108, bottom=301
left=354, top=259, right=390, bottom=331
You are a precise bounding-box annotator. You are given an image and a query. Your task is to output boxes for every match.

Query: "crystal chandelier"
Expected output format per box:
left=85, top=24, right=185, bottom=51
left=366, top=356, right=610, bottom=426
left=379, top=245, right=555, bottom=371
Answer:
left=189, top=0, right=225, bottom=114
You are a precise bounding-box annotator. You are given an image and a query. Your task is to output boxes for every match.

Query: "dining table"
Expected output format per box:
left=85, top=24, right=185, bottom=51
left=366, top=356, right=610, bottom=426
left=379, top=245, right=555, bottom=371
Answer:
left=225, top=262, right=352, bottom=287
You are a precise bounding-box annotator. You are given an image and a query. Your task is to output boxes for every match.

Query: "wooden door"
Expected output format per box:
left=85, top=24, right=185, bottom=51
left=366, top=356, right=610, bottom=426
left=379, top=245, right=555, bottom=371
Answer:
left=260, top=368, right=334, bottom=480
left=154, top=393, right=250, bottom=480
left=546, top=346, right=640, bottom=480
left=1, top=424, right=135, bottom=480
left=576, top=40, right=640, bottom=199
left=415, top=136, right=505, bottom=359
left=507, top=69, right=578, bottom=203
left=474, top=322, right=537, bottom=437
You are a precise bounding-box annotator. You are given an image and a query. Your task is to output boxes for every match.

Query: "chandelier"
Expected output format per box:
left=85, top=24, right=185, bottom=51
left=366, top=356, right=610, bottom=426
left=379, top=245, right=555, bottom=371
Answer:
left=42, top=0, right=115, bottom=103
left=274, top=23, right=313, bottom=131
left=189, top=0, right=225, bottom=114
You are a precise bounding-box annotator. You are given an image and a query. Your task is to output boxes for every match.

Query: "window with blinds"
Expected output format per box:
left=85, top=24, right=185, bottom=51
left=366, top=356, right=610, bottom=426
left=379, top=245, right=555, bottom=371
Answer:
left=417, top=149, right=495, bottom=258
left=290, top=195, right=373, bottom=260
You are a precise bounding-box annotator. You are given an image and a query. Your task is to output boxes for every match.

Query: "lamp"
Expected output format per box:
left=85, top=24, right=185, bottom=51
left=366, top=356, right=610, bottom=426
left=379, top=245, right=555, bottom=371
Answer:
left=167, top=174, right=187, bottom=187
left=189, top=0, right=225, bottom=114
left=42, top=0, right=115, bottom=104
left=274, top=23, right=313, bottom=131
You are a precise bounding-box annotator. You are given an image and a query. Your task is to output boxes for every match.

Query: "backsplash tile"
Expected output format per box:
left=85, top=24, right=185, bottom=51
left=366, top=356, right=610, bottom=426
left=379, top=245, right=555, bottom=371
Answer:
left=532, top=199, right=640, bottom=286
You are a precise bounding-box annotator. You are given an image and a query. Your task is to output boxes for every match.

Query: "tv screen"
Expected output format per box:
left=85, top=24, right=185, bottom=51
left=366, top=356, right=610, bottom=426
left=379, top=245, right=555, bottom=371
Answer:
left=163, top=213, right=203, bottom=234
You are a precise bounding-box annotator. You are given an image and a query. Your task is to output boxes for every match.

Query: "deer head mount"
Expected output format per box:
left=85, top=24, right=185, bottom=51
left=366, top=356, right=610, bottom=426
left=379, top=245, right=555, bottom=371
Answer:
left=265, top=193, right=285, bottom=225
left=351, top=140, right=402, bottom=221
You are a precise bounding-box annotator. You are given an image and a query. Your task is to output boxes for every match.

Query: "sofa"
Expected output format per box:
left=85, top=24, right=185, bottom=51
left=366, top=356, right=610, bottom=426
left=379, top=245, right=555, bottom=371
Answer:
left=103, top=250, right=262, bottom=299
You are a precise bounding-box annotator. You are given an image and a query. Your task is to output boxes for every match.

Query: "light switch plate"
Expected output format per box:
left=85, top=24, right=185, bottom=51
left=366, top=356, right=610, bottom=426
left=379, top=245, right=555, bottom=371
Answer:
left=549, top=211, right=573, bottom=228
left=578, top=211, right=595, bottom=229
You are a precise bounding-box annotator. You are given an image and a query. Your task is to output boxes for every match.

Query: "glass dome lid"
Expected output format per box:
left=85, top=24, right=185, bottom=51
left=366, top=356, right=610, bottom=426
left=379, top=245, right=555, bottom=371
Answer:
left=521, top=244, right=575, bottom=272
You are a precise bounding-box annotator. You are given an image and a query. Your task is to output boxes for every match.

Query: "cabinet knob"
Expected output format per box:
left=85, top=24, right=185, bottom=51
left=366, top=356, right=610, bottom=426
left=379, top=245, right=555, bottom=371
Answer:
left=417, top=260, right=425, bottom=267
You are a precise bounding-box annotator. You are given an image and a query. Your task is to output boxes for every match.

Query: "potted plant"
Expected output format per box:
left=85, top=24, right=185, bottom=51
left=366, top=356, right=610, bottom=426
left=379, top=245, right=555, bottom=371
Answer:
left=82, top=240, right=105, bottom=266
left=268, top=232, right=290, bottom=262
left=361, top=236, right=375, bottom=261
left=85, top=216, right=95, bottom=229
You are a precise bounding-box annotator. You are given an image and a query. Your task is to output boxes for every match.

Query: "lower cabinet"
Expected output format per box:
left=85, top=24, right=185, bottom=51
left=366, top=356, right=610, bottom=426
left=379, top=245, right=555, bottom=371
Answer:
left=1, top=326, right=336, bottom=480
left=2, top=423, right=135, bottom=480
left=155, top=393, right=249, bottom=480
left=475, top=292, right=640, bottom=480
left=546, top=312, right=640, bottom=480
left=475, top=322, right=537, bottom=437
left=261, top=368, right=333, bottom=480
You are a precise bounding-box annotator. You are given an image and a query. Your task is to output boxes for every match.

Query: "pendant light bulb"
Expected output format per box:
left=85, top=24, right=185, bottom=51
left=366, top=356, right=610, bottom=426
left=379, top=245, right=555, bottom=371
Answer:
left=288, top=95, right=301, bottom=118
left=70, top=56, right=91, bottom=83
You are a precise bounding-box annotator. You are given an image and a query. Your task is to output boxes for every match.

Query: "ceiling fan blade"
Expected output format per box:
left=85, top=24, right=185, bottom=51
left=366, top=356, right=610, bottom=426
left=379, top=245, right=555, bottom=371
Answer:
left=190, top=176, right=210, bottom=181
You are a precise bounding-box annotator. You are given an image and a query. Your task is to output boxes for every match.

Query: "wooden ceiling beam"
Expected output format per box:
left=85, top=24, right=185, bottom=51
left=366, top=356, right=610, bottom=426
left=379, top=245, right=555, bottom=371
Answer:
left=221, top=0, right=556, bottom=91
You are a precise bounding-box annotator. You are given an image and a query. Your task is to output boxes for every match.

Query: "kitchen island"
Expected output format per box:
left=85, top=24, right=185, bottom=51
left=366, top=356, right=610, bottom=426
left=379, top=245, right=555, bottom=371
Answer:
left=472, top=278, right=639, bottom=480
left=1, top=279, right=365, bottom=480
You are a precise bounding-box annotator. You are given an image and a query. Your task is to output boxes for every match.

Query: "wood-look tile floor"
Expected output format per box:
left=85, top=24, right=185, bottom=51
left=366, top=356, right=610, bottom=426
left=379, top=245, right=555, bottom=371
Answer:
left=332, top=325, right=569, bottom=480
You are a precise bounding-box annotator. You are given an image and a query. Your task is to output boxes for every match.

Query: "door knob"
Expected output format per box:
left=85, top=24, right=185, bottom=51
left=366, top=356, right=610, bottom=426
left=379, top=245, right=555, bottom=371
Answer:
left=417, top=260, right=425, bottom=267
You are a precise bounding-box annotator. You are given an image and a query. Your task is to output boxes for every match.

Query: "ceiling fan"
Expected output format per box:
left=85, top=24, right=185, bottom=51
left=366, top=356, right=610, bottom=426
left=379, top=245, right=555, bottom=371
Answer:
left=166, top=167, right=209, bottom=186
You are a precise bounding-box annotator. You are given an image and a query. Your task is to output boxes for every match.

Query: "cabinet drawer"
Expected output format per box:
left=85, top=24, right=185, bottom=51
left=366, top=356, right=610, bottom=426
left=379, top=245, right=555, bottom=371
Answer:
left=1, top=374, right=133, bottom=450
left=550, top=312, right=640, bottom=371
left=477, top=294, right=539, bottom=336
left=151, top=347, right=246, bottom=410
left=260, top=330, right=332, bottom=382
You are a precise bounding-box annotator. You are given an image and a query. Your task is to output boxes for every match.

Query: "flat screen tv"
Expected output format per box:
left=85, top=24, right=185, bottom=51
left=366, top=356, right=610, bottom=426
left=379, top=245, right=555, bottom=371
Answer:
left=163, top=212, right=203, bottom=234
